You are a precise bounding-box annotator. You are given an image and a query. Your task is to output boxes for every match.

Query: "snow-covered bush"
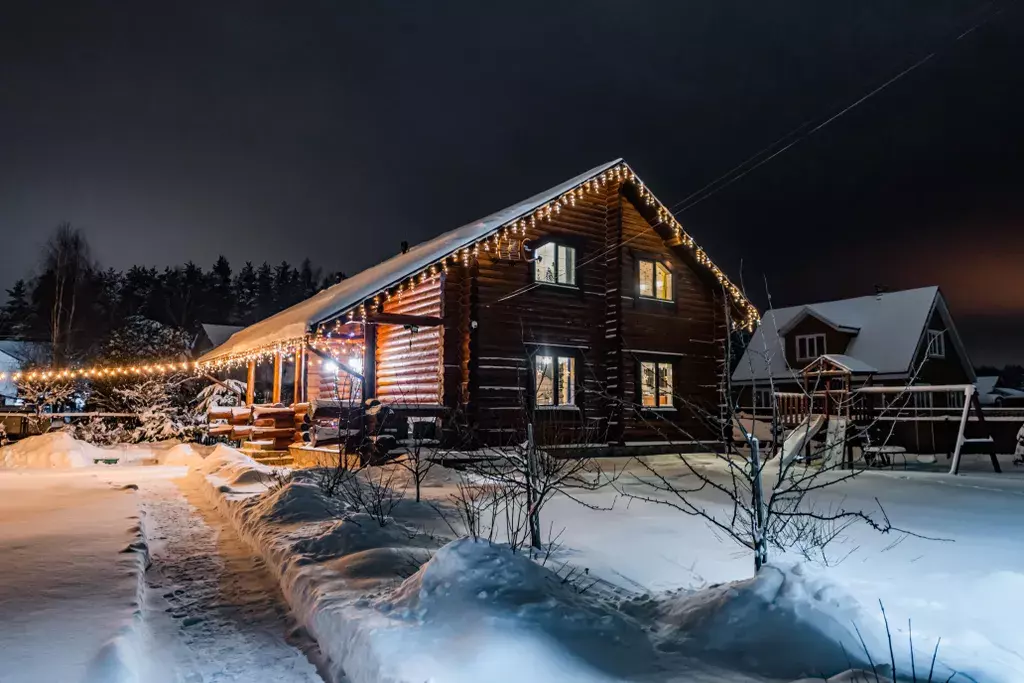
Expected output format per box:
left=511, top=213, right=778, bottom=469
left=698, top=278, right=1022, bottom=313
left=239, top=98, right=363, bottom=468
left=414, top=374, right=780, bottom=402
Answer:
left=71, top=416, right=129, bottom=446
left=195, top=378, right=245, bottom=414
left=87, top=378, right=202, bottom=443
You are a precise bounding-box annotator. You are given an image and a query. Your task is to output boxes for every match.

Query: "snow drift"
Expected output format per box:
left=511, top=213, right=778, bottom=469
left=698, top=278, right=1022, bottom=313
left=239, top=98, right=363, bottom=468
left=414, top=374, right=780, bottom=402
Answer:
left=647, top=564, right=876, bottom=679
left=1, top=431, right=107, bottom=468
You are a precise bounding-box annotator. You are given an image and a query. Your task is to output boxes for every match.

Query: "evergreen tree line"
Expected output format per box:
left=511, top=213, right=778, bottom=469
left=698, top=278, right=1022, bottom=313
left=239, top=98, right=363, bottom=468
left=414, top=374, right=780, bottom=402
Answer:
left=0, top=223, right=344, bottom=364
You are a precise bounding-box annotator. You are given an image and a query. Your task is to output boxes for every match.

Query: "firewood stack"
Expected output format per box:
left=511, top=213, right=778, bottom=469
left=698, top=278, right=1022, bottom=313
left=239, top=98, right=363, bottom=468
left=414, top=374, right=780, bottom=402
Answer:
left=251, top=404, right=304, bottom=450
left=207, top=406, right=254, bottom=441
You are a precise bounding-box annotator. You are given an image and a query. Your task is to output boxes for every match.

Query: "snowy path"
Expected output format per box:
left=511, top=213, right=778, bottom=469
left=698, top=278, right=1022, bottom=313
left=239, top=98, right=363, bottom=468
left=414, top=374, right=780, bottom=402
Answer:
left=0, top=471, right=141, bottom=683
left=135, top=470, right=325, bottom=683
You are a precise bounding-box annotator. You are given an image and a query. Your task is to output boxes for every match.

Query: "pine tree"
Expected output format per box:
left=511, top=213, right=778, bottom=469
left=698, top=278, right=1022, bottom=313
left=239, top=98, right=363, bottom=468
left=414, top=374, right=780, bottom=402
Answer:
left=208, top=255, right=233, bottom=323
left=254, top=262, right=276, bottom=321
left=0, top=280, right=33, bottom=338
left=298, top=258, right=321, bottom=299
left=233, top=262, right=257, bottom=324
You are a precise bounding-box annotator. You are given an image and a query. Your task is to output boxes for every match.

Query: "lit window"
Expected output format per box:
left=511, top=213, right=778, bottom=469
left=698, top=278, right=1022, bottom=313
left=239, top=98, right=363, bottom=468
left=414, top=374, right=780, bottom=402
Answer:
left=927, top=330, right=945, bottom=358
left=534, top=353, right=575, bottom=406
left=640, top=360, right=674, bottom=408
left=534, top=243, right=576, bottom=286
left=638, top=259, right=673, bottom=301
left=795, top=334, right=826, bottom=361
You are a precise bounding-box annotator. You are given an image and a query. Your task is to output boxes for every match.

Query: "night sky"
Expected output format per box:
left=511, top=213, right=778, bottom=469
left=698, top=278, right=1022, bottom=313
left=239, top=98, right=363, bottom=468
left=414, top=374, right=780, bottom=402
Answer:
left=2, top=2, right=1022, bottom=365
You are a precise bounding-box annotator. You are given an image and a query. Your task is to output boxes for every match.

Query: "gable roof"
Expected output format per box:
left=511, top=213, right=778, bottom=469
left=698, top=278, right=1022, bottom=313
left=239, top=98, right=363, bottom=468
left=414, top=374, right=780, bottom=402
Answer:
left=732, top=286, right=973, bottom=384
left=199, top=323, right=243, bottom=348
left=199, top=159, right=756, bottom=365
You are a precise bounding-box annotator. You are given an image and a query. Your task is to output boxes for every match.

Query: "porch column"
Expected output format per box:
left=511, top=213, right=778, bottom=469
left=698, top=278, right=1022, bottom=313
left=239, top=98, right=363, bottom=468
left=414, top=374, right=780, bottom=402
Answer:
left=362, top=323, right=376, bottom=400
left=293, top=345, right=306, bottom=404
left=272, top=351, right=283, bottom=404
left=246, top=361, right=256, bottom=405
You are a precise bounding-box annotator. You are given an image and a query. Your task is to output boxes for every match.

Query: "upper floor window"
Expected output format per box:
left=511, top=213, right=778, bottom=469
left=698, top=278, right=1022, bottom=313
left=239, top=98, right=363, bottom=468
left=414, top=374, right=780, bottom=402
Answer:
left=640, top=360, right=674, bottom=408
left=534, top=242, right=576, bottom=286
left=638, top=259, right=673, bottom=301
left=795, top=333, right=826, bottom=361
left=534, top=353, right=575, bottom=406
left=927, top=329, right=945, bottom=358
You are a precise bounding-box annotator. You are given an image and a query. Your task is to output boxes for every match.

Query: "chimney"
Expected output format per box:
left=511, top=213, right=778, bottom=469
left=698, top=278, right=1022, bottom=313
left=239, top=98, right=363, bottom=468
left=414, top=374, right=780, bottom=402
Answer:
left=400, top=241, right=409, bottom=254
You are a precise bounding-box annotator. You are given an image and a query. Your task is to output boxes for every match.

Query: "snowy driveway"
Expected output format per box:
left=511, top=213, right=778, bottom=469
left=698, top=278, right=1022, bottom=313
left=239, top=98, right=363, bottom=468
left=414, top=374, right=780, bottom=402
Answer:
left=0, top=465, right=324, bottom=683
left=0, top=470, right=141, bottom=683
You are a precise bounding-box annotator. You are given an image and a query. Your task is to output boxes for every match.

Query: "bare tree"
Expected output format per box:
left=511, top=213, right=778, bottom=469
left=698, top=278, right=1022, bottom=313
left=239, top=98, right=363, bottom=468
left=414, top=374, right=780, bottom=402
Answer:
left=608, top=287, right=945, bottom=573
left=41, top=224, right=94, bottom=365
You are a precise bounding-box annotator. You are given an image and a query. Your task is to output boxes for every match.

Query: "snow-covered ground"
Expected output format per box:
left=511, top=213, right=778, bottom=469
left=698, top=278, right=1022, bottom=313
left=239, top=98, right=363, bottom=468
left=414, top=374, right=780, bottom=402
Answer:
left=0, top=438, right=324, bottom=683
left=542, top=457, right=1024, bottom=682
left=3, top=434, right=1021, bottom=683
left=0, top=468, right=141, bottom=683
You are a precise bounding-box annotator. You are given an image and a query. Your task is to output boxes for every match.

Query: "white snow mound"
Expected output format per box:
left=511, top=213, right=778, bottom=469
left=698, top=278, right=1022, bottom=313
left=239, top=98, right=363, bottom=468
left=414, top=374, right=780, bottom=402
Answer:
left=196, top=444, right=278, bottom=487
left=1, top=431, right=107, bottom=469
left=652, top=563, right=875, bottom=679
left=384, top=537, right=655, bottom=678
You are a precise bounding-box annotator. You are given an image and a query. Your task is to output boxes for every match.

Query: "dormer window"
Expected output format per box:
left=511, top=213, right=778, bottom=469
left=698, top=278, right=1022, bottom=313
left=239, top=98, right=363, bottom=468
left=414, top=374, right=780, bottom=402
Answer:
left=795, top=333, right=826, bottom=362
left=927, top=329, right=945, bottom=358
left=638, top=259, right=673, bottom=301
left=534, top=242, right=576, bottom=286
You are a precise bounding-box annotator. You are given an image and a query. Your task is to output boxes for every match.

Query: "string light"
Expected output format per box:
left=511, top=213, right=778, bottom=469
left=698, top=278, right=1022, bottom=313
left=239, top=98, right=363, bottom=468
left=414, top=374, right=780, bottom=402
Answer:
left=5, top=163, right=758, bottom=384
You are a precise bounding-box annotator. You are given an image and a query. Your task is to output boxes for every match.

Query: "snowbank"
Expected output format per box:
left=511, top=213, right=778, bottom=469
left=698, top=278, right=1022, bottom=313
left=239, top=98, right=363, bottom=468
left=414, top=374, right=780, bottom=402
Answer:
left=647, top=564, right=877, bottom=679
left=1, top=431, right=107, bottom=468
left=192, top=454, right=656, bottom=683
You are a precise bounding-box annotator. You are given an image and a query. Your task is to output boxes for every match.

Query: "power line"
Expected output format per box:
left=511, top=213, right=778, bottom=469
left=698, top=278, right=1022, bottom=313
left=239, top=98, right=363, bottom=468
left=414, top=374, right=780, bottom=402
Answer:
left=488, top=5, right=1003, bottom=310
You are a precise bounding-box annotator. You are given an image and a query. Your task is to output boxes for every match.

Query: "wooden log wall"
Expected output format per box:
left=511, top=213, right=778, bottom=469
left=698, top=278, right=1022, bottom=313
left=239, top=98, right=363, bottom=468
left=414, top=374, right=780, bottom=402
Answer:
left=466, top=178, right=728, bottom=447
left=375, top=275, right=444, bottom=405
left=471, top=188, right=612, bottom=445
left=617, top=196, right=725, bottom=443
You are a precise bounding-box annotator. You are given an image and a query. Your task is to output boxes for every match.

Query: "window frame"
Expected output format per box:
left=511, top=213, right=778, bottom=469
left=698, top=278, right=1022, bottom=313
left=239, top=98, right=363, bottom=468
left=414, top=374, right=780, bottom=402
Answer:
left=531, top=349, right=578, bottom=409
left=753, top=388, right=774, bottom=410
left=794, top=333, right=826, bottom=362
left=635, top=257, right=675, bottom=303
left=637, top=358, right=676, bottom=410
left=927, top=329, right=946, bottom=359
left=531, top=239, right=579, bottom=289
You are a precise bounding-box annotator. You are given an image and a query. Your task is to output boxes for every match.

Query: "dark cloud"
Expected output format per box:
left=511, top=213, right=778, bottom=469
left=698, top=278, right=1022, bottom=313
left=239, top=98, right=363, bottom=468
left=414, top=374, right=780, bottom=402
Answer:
left=1, top=1, right=1022, bottom=361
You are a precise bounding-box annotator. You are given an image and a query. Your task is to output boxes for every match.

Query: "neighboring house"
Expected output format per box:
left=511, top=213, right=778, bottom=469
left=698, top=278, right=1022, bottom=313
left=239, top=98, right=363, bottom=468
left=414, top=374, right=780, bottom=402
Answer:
left=0, top=340, right=49, bottom=406
left=193, top=323, right=244, bottom=357
left=0, top=346, right=20, bottom=406
left=732, top=286, right=975, bottom=408
left=198, top=159, right=756, bottom=450
left=975, top=376, right=1024, bottom=407
left=731, top=287, right=978, bottom=455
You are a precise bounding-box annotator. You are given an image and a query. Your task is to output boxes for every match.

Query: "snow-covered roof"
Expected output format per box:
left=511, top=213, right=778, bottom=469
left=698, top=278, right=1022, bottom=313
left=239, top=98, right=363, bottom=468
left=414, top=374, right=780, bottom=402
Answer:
left=0, top=340, right=46, bottom=365
left=200, top=324, right=243, bottom=348
left=733, top=286, right=972, bottom=384
left=203, top=158, right=740, bottom=364
left=815, top=354, right=878, bottom=374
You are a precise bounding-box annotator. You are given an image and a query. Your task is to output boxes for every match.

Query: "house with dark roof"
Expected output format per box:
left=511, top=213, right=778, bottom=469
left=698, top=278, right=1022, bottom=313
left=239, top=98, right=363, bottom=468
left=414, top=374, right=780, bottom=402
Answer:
left=198, top=160, right=755, bottom=450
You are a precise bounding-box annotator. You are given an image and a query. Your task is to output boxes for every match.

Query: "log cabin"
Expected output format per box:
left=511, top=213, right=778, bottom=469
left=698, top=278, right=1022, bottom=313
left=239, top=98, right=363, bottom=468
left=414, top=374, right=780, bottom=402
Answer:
left=197, top=160, right=756, bottom=454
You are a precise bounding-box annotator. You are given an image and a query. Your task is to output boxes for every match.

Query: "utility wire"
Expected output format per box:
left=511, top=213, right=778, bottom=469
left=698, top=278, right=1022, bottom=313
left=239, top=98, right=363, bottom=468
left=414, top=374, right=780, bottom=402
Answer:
left=487, top=6, right=1004, bottom=309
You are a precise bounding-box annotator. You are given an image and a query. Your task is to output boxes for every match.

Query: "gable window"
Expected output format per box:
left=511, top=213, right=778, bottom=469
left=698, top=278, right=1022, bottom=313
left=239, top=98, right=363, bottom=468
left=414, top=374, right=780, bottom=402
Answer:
left=638, top=259, right=673, bottom=301
left=795, top=334, right=826, bottom=361
left=534, top=242, right=576, bottom=286
left=640, top=360, right=674, bottom=408
left=754, top=388, right=774, bottom=409
left=534, top=353, right=575, bottom=406
left=927, top=329, right=945, bottom=358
